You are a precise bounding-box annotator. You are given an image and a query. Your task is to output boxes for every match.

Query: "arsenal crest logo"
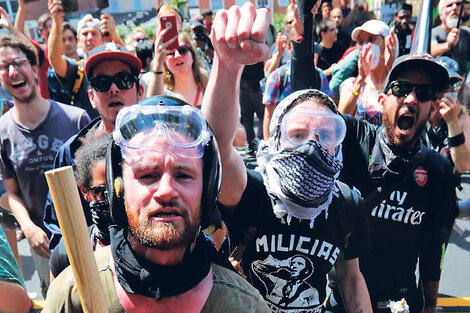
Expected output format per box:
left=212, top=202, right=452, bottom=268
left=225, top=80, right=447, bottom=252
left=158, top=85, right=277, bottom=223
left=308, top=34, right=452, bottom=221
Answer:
left=414, top=167, right=428, bottom=187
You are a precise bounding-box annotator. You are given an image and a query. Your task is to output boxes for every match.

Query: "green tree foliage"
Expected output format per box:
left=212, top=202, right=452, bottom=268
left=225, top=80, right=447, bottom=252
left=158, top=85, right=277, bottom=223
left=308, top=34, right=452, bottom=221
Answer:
left=273, top=13, right=286, bottom=34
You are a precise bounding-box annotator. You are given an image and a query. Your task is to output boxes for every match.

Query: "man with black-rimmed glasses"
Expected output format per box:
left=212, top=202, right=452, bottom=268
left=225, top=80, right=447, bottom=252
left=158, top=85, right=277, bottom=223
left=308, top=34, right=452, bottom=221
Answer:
left=0, top=35, right=90, bottom=298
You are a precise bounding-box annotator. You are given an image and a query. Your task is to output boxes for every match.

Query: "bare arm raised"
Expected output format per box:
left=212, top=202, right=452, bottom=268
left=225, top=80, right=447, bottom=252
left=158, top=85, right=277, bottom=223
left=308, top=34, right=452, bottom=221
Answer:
left=47, top=0, right=67, bottom=78
left=202, top=3, right=270, bottom=207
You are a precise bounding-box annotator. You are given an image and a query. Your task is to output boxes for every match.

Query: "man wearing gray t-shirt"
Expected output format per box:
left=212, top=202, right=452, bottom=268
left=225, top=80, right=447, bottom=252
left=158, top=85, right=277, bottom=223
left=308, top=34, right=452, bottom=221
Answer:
left=431, top=0, right=470, bottom=75
left=0, top=35, right=90, bottom=297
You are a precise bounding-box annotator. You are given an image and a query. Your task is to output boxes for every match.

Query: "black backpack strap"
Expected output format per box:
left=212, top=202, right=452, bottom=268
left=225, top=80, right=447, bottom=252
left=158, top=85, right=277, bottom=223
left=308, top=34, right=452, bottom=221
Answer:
left=336, top=181, right=362, bottom=245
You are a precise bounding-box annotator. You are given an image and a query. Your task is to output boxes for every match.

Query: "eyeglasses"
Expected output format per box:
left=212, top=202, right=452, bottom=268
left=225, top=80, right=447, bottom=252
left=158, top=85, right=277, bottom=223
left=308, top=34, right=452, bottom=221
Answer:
left=113, top=101, right=211, bottom=159
left=89, top=72, right=137, bottom=92
left=0, top=58, right=28, bottom=73
left=280, top=109, right=346, bottom=149
left=385, top=80, right=437, bottom=102
left=89, top=185, right=108, bottom=202
left=167, top=45, right=191, bottom=57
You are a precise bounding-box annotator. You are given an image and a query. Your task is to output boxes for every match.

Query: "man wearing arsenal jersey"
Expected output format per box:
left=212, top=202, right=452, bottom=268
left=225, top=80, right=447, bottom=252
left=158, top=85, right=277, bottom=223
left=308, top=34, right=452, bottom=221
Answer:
left=336, top=53, right=458, bottom=313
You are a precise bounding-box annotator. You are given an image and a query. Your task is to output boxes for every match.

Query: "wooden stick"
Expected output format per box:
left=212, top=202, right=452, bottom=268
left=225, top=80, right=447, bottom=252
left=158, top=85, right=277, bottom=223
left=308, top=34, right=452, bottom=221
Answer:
left=45, top=166, right=108, bottom=313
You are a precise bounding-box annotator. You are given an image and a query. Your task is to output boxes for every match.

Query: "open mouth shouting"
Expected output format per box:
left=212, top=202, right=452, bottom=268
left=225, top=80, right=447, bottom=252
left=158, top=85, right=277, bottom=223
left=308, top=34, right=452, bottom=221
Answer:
left=10, top=79, right=27, bottom=89
left=396, top=107, right=416, bottom=135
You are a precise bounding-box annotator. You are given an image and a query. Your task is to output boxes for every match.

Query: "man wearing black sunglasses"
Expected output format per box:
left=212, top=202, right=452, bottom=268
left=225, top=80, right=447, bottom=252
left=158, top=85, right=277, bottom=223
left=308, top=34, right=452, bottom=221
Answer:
left=43, top=43, right=144, bottom=252
left=331, top=53, right=459, bottom=313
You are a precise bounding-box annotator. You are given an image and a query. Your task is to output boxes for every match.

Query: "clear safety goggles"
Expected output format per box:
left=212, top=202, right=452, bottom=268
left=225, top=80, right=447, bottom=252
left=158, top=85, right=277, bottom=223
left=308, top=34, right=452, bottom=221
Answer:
left=280, top=109, right=346, bottom=149
left=113, top=104, right=211, bottom=159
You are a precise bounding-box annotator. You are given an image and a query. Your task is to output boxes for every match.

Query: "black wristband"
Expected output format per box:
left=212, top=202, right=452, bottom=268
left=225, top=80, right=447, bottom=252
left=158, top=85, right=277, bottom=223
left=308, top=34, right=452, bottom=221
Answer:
left=448, top=132, right=465, bottom=147
left=152, top=70, right=163, bottom=75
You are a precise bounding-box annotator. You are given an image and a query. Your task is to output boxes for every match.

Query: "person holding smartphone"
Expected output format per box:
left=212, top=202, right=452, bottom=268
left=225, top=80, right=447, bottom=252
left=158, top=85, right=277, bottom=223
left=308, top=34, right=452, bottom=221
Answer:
left=147, top=9, right=208, bottom=108
left=425, top=56, right=470, bottom=174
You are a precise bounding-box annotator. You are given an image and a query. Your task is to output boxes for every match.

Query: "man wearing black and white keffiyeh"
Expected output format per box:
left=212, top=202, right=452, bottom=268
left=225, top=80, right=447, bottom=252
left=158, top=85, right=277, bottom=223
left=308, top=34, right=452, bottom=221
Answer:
left=202, top=4, right=372, bottom=312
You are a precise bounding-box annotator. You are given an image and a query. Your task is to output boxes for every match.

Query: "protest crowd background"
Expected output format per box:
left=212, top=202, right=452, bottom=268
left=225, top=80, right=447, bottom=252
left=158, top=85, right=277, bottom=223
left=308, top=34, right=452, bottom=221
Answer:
left=0, top=0, right=469, bottom=312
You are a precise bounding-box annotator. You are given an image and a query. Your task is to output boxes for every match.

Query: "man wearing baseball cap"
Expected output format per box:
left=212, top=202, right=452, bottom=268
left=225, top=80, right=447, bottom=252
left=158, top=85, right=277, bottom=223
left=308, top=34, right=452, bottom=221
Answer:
left=43, top=42, right=144, bottom=251
left=76, top=13, right=124, bottom=59
left=330, top=53, right=458, bottom=313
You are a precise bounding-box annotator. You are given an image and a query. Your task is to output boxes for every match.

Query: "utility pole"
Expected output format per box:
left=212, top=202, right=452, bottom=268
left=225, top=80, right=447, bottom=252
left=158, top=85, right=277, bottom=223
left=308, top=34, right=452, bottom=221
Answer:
left=4, top=0, right=14, bottom=18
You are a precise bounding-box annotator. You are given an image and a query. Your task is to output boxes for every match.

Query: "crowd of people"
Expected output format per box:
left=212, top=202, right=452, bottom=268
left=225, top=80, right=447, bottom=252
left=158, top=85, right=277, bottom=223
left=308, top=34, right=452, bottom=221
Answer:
left=0, top=0, right=468, bottom=312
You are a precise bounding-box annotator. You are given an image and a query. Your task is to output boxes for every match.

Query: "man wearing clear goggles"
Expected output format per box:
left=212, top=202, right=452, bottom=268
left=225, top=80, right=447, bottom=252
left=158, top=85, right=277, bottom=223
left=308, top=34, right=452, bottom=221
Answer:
left=202, top=3, right=372, bottom=313
left=44, top=96, right=271, bottom=312
left=113, top=103, right=212, bottom=160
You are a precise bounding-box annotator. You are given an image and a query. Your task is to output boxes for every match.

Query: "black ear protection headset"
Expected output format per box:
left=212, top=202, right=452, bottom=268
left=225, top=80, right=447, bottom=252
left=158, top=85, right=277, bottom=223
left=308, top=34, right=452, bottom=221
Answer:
left=105, top=96, right=221, bottom=230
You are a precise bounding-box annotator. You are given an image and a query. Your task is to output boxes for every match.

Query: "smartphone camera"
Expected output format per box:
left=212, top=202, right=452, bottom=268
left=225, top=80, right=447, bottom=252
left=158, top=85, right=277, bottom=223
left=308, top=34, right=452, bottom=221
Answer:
left=165, top=21, right=173, bottom=29
left=61, top=0, right=79, bottom=13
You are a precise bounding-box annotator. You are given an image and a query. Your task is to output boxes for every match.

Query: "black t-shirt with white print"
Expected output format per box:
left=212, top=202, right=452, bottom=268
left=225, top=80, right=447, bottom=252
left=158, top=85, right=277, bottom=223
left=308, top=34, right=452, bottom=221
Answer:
left=221, top=170, right=367, bottom=313
left=339, top=114, right=457, bottom=310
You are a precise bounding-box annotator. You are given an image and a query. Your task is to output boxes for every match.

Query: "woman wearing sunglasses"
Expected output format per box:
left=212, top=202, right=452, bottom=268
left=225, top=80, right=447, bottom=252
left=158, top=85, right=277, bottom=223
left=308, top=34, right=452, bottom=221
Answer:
left=147, top=31, right=208, bottom=108
left=147, top=28, right=247, bottom=147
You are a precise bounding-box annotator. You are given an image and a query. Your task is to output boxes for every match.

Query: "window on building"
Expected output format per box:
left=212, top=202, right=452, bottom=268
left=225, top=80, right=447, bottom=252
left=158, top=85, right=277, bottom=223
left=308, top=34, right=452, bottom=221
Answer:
left=188, top=0, right=198, bottom=7
left=278, top=0, right=288, bottom=6
left=236, top=0, right=250, bottom=5
left=211, top=0, right=224, bottom=10
left=256, top=0, right=269, bottom=8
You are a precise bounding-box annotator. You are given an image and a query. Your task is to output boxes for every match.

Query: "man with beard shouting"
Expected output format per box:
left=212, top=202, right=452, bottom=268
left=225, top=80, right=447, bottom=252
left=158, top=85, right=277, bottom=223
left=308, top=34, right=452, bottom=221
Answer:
left=43, top=96, right=271, bottom=312
left=431, top=0, right=470, bottom=76
left=332, top=53, right=458, bottom=313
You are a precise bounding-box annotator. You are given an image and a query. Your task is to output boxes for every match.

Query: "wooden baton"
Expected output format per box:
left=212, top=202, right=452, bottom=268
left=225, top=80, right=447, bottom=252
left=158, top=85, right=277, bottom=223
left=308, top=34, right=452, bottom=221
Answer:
left=45, top=166, right=108, bottom=313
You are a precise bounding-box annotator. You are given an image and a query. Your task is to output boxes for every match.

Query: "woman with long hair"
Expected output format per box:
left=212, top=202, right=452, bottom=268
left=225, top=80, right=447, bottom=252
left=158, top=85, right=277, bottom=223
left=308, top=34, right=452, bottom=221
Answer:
left=147, top=30, right=208, bottom=107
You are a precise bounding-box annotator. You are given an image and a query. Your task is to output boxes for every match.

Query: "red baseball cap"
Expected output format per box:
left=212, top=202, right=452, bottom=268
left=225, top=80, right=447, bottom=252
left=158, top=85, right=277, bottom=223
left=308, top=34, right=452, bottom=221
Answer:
left=85, top=42, right=142, bottom=77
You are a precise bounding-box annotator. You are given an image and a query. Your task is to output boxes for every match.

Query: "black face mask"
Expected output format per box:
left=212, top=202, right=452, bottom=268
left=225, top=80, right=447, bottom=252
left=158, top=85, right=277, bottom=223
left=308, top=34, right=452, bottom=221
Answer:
left=270, top=140, right=342, bottom=207
left=89, top=200, right=112, bottom=245
left=110, top=227, right=215, bottom=301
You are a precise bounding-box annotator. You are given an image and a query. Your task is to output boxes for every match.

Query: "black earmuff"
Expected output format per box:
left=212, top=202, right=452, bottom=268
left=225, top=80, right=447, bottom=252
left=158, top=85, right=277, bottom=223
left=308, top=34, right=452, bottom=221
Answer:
left=106, top=137, right=128, bottom=228
left=114, top=177, right=124, bottom=199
